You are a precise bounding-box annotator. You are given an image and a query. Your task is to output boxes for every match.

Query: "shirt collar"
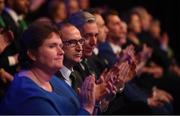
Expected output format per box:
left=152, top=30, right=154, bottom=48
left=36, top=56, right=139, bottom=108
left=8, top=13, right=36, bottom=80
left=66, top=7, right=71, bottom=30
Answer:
left=5, top=7, right=24, bottom=25
left=93, top=47, right=99, bottom=55
left=109, top=42, right=122, bottom=55
left=60, top=66, right=73, bottom=86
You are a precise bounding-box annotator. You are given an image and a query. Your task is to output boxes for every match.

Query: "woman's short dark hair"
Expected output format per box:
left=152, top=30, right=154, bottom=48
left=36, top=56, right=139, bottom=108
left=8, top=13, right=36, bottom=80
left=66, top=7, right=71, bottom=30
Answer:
left=18, top=20, right=60, bottom=69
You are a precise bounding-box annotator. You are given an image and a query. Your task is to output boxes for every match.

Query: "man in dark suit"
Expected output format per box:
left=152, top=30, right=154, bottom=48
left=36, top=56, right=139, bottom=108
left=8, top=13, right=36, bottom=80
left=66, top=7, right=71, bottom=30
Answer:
left=0, top=27, right=14, bottom=101
left=56, top=22, right=114, bottom=103
left=0, top=0, right=18, bottom=74
left=68, top=10, right=129, bottom=114
left=0, top=0, right=30, bottom=76
left=68, top=11, right=100, bottom=78
left=98, top=10, right=124, bottom=68
left=2, top=0, right=29, bottom=38
left=0, top=1, right=17, bottom=100
left=56, top=23, right=83, bottom=92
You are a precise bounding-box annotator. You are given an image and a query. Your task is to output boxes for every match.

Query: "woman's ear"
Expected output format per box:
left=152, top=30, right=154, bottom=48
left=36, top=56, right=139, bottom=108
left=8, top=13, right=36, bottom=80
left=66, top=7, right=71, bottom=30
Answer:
left=27, top=50, right=36, bottom=61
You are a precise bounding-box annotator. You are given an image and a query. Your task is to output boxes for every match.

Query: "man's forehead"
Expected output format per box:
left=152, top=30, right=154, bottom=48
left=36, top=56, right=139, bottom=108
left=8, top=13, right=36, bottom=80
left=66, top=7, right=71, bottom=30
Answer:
left=62, top=27, right=81, bottom=38
left=81, top=23, right=98, bottom=37
left=108, top=15, right=121, bottom=22
left=83, top=22, right=98, bottom=29
left=95, top=15, right=104, bottom=25
left=62, top=25, right=79, bottom=34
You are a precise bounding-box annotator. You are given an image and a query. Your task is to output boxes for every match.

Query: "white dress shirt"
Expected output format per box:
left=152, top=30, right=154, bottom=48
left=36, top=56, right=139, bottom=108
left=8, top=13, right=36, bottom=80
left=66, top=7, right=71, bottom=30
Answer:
left=60, top=66, right=73, bottom=87
left=109, top=42, right=122, bottom=55
left=4, top=7, right=24, bottom=26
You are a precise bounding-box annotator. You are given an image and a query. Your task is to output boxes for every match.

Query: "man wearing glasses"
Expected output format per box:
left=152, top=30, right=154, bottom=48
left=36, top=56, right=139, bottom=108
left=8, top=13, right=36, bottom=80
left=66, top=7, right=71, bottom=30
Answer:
left=57, top=21, right=114, bottom=99
left=68, top=10, right=99, bottom=78
left=57, top=23, right=84, bottom=91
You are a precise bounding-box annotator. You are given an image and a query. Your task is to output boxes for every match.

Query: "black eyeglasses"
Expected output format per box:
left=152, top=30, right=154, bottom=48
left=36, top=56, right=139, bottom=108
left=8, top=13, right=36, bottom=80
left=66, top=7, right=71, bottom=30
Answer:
left=63, top=38, right=85, bottom=47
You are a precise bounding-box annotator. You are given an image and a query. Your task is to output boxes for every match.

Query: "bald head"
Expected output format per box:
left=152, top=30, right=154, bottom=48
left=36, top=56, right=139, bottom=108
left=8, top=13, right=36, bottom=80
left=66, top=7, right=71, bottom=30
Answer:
left=58, top=23, right=83, bottom=66
left=59, top=23, right=81, bottom=41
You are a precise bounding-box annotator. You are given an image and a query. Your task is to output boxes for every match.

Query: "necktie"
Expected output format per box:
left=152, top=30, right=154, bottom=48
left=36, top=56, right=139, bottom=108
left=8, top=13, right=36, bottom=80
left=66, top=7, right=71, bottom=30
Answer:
left=81, top=59, right=94, bottom=75
left=18, top=19, right=27, bottom=31
left=0, top=16, right=6, bottom=28
left=69, top=71, right=76, bottom=90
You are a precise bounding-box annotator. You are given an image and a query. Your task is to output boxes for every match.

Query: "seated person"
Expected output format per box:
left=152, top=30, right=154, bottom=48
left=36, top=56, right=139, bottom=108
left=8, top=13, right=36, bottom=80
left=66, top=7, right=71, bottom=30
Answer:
left=0, top=20, right=96, bottom=115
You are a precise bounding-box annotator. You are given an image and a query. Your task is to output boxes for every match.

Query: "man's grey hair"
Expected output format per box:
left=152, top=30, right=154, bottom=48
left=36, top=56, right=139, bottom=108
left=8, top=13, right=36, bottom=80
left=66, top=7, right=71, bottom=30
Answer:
left=68, top=10, right=96, bottom=30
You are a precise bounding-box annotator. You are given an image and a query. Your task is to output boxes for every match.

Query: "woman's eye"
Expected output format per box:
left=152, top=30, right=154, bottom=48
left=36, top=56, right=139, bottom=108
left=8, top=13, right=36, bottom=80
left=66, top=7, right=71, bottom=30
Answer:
left=49, top=45, right=56, bottom=48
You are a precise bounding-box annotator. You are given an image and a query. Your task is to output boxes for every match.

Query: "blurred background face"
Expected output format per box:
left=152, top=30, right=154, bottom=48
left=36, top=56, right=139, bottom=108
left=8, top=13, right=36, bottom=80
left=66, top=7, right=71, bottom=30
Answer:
left=56, top=2, right=67, bottom=21
left=48, top=0, right=67, bottom=23
left=61, top=25, right=83, bottom=64
left=107, top=15, right=123, bottom=42
left=0, top=0, right=4, bottom=12
left=132, top=7, right=152, bottom=31
left=14, top=0, right=30, bottom=14
left=82, top=22, right=98, bottom=57
left=66, top=0, right=79, bottom=16
left=149, top=20, right=161, bottom=39
left=95, top=14, right=108, bottom=43
left=119, top=21, right=127, bottom=45
left=141, top=12, right=152, bottom=31
left=78, top=0, right=89, bottom=10
left=29, top=0, right=45, bottom=12
left=128, top=14, right=141, bottom=34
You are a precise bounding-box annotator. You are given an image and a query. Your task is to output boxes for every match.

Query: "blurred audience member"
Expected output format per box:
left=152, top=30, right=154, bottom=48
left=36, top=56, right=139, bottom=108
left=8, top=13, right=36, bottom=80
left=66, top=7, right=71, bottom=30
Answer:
left=0, top=20, right=96, bottom=115
left=78, top=0, right=90, bottom=10
left=48, top=0, right=67, bottom=24
left=2, top=0, right=29, bottom=37
left=65, top=0, right=80, bottom=16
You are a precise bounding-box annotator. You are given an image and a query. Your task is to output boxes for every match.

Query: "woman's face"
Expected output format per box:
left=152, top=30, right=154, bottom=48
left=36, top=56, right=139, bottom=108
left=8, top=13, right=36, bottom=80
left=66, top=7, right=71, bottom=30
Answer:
left=0, top=0, right=5, bottom=12
left=56, top=2, right=67, bottom=20
left=67, top=0, right=79, bottom=15
left=32, top=32, right=64, bottom=72
left=129, top=14, right=141, bottom=34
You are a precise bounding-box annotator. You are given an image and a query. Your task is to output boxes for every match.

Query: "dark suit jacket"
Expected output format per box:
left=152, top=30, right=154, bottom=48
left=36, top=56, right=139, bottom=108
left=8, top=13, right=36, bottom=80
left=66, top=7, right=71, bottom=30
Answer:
left=1, top=10, right=24, bottom=39
left=98, top=42, right=118, bottom=68
left=0, top=10, right=24, bottom=75
left=86, top=53, right=108, bottom=78
left=74, top=59, right=93, bottom=81
left=0, top=43, right=18, bottom=75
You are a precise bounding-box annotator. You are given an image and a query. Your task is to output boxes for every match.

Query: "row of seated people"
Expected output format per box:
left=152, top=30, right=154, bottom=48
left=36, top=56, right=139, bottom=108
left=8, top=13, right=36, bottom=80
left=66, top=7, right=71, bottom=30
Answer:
left=1, top=0, right=180, bottom=114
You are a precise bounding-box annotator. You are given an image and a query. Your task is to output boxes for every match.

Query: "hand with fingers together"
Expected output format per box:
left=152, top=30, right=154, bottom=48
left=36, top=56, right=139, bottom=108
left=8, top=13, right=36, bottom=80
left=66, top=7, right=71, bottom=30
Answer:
left=0, top=29, right=14, bottom=54
left=118, top=45, right=135, bottom=64
left=91, top=69, right=118, bottom=103
left=152, top=87, right=173, bottom=103
left=92, top=45, right=138, bottom=112
left=147, top=87, right=173, bottom=108
left=79, top=75, right=96, bottom=114
left=0, top=68, right=14, bottom=82
left=95, top=61, right=133, bottom=112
